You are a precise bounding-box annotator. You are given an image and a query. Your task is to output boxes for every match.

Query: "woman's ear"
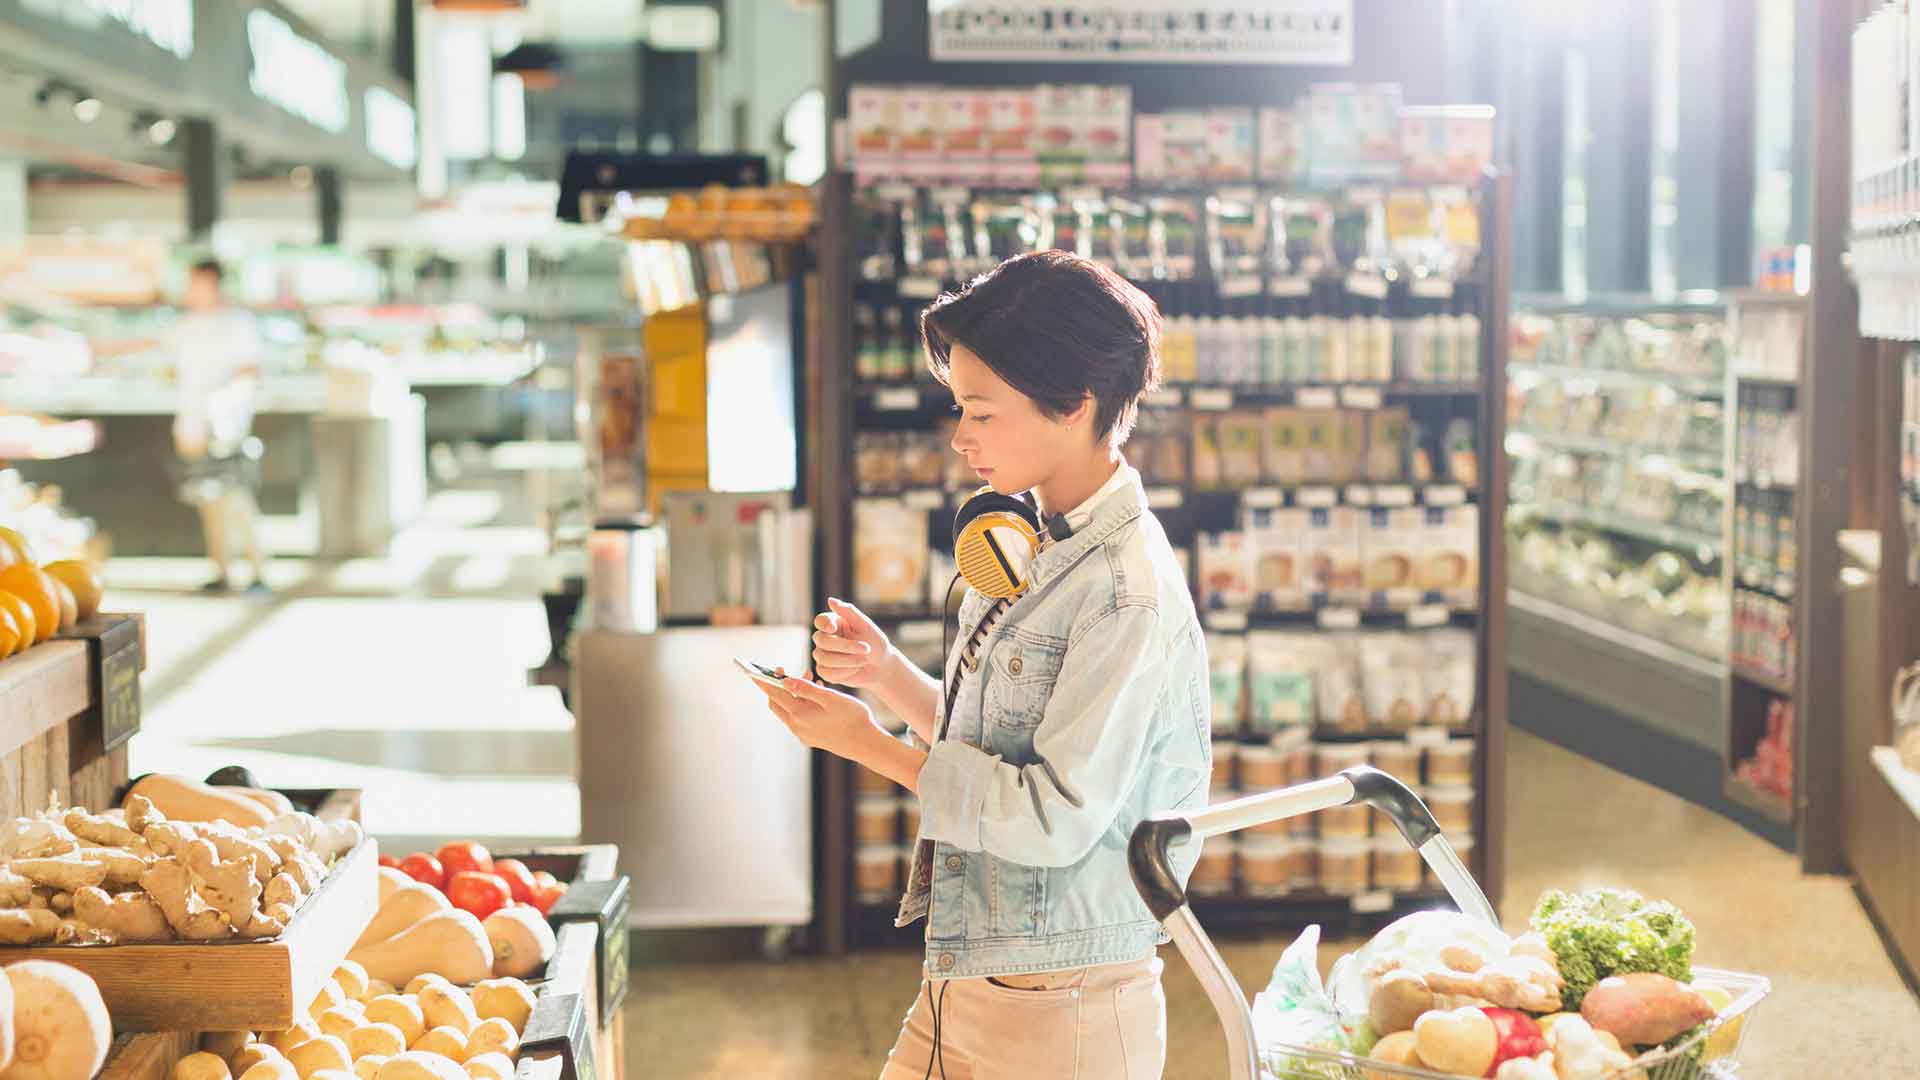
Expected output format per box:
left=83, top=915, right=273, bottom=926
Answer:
left=1062, top=394, right=1095, bottom=434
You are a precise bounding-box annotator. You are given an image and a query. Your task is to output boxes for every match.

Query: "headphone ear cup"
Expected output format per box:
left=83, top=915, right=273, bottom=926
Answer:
left=951, top=487, right=1040, bottom=538
left=951, top=487, right=1043, bottom=599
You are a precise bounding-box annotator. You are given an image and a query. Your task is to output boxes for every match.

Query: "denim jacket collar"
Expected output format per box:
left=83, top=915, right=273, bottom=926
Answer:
left=1027, top=465, right=1146, bottom=591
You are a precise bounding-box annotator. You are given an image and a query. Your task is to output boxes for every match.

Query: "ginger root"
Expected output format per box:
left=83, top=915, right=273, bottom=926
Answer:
left=1426, top=954, right=1565, bottom=1014
left=0, top=866, right=33, bottom=907
left=142, top=856, right=232, bottom=940
left=9, top=853, right=110, bottom=892
left=144, top=821, right=200, bottom=860
left=184, top=839, right=262, bottom=931
left=0, top=907, right=62, bottom=944
left=127, top=794, right=167, bottom=835
left=74, top=886, right=171, bottom=943
left=264, top=873, right=304, bottom=912
left=265, top=838, right=325, bottom=895
left=75, top=846, right=150, bottom=889
left=198, top=823, right=283, bottom=887
left=64, top=807, right=141, bottom=848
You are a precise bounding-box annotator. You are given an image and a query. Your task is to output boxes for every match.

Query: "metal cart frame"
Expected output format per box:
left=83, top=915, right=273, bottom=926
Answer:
left=1129, top=766, right=1770, bottom=1080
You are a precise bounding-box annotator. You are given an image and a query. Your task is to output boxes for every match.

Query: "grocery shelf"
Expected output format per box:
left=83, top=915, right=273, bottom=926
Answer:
left=1724, top=773, right=1794, bottom=826
left=1524, top=499, right=1724, bottom=554
left=1509, top=361, right=1723, bottom=398
left=1731, top=663, right=1795, bottom=698
left=853, top=381, right=1481, bottom=417
left=1307, top=725, right=1477, bottom=743
left=1508, top=427, right=1725, bottom=475
left=1733, top=371, right=1799, bottom=387
left=1735, top=562, right=1796, bottom=600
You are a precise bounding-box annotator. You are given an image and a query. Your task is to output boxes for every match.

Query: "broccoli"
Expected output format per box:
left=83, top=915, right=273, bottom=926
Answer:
left=1529, top=887, right=1696, bottom=1009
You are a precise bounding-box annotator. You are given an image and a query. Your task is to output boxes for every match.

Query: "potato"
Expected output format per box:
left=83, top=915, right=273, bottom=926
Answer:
left=364, top=996, right=427, bottom=1047
left=1369, top=971, right=1435, bottom=1036
left=286, top=1035, right=351, bottom=1080
left=411, top=1027, right=467, bottom=1062
left=418, top=985, right=479, bottom=1036
left=231, top=1045, right=288, bottom=1076
left=172, top=1051, right=235, bottom=1080
left=334, top=962, right=372, bottom=1003
left=469, top=980, right=535, bottom=1034
left=309, top=980, right=350, bottom=1024
left=1414, top=1006, right=1497, bottom=1078
left=202, top=1032, right=254, bottom=1065
left=317, top=1007, right=365, bottom=1039
left=269, top=1019, right=323, bottom=1055
left=461, top=1019, right=517, bottom=1062
left=353, top=1058, right=388, bottom=1080
left=239, top=1061, right=299, bottom=1080
left=377, top=1052, right=467, bottom=1080
left=1580, top=973, right=1717, bottom=1047
left=404, top=975, right=451, bottom=997
left=349, top=1023, right=410, bottom=1061
left=463, top=1054, right=513, bottom=1080
left=1363, top=1031, right=1422, bottom=1080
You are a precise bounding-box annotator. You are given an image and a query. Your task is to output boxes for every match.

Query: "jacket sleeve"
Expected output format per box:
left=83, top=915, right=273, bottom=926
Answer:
left=918, top=602, right=1166, bottom=868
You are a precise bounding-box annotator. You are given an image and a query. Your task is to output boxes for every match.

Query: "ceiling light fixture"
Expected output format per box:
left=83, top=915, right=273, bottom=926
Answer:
left=148, top=118, right=177, bottom=145
left=73, top=96, right=102, bottom=123
left=290, top=165, right=315, bottom=189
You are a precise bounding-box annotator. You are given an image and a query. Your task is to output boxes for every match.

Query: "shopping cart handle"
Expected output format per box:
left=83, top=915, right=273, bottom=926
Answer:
left=1130, top=767, right=1439, bottom=920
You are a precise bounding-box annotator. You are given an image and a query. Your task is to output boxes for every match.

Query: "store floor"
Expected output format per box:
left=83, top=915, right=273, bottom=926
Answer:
left=630, top=732, right=1920, bottom=1079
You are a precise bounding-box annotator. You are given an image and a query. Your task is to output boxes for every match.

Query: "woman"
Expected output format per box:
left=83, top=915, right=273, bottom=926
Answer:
left=757, top=250, right=1211, bottom=1079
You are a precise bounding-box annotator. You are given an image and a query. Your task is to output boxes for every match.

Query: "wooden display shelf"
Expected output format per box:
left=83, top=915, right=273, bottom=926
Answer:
left=0, top=837, right=379, bottom=1032
left=99, top=1031, right=199, bottom=1080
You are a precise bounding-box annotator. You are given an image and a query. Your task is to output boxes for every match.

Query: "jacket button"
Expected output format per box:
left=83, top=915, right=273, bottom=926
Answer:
left=938, top=953, right=955, bottom=970
left=945, top=854, right=963, bottom=872
left=962, top=653, right=979, bottom=673
left=1009, top=656, right=1023, bottom=675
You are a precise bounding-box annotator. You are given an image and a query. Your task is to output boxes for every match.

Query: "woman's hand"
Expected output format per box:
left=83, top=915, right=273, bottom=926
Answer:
left=812, top=597, right=893, bottom=688
left=756, top=669, right=886, bottom=761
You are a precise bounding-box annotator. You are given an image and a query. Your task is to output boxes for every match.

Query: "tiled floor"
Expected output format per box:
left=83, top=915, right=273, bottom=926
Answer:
left=114, top=487, right=1920, bottom=1078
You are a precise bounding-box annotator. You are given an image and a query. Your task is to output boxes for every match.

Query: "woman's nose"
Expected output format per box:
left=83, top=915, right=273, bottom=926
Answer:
left=950, top=428, right=972, bottom=454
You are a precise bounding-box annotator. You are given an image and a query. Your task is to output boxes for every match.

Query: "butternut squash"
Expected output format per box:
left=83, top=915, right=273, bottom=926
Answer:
left=308, top=980, right=350, bottom=1025
left=461, top=1055, right=512, bottom=1080
left=355, top=887, right=451, bottom=950
left=124, top=775, right=275, bottom=830
left=481, top=909, right=554, bottom=980
left=315, top=1008, right=362, bottom=1040
left=170, top=1052, right=232, bottom=1080
left=332, top=962, right=371, bottom=1004
left=347, top=1024, right=407, bottom=1061
left=229, top=1046, right=286, bottom=1076
left=376, top=870, right=412, bottom=905
left=0, top=960, right=14, bottom=1071
left=468, top=981, right=534, bottom=1035
left=409, top=1029, right=465, bottom=1063
left=268, top=1020, right=321, bottom=1056
left=461, top=1020, right=516, bottom=1063
left=200, top=1033, right=252, bottom=1068
left=363, top=980, right=397, bottom=1002
left=307, top=1072, right=354, bottom=1080
left=376, top=1053, right=465, bottom=1080
left=348, top=911, right=492, bottom=988
left=0, top=961, right=112, bottom=1080
left=402, top=977, right=448, bottom=998
left=219, top=787, right=296, bottom=816
left=351, top=1058, right=385, bottom=1080
left=237, top=1061, right=297, bottom=1080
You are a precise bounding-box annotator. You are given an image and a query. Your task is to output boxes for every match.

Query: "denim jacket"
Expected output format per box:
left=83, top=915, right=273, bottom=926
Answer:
left=899, top=466, right=1212, bottom=979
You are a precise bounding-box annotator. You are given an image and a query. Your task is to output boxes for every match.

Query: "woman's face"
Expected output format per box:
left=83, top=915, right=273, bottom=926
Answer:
left=946, top=344, right=1088, bottom=496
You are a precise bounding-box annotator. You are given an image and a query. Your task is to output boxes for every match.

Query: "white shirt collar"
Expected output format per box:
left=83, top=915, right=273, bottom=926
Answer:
left=1048, top=459, right=1136, bottom=538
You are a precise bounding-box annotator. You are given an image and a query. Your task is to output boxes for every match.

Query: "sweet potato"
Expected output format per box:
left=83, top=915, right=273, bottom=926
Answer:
left=1579, top=972, right=1716, bottom=1047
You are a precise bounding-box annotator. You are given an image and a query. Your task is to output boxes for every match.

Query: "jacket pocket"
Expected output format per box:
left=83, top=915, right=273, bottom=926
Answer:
left=984, top=639, right=1065, bottom=730
left=988, top=855, right=1045, bottom=936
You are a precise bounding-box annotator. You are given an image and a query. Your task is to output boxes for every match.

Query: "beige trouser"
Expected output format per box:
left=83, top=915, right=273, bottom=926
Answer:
left=879, top=954, right=1166, bottom=1080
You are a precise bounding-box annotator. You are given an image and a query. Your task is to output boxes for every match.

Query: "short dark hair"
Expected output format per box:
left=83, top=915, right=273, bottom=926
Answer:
left=921, top=250, right=1162, bottom=448
left=190, top=258, right=224, bottom=282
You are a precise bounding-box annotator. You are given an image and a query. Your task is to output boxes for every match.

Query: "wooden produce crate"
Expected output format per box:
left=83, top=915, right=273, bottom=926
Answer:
left=0, top=613, right=143, bottom=818
left=98, top=1031, right=198, bottom=1080
left=494, top=845, right=629, bottom=1080
left=0, top=836, right=380, bottom=1032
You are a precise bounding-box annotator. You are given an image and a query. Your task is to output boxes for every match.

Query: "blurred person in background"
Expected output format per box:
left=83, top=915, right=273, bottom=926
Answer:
left=168, top=259, right=268, bottom=594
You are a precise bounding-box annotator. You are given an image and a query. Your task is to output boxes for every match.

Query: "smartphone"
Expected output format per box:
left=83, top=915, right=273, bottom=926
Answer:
left=733, top=657, right=791, bottom=688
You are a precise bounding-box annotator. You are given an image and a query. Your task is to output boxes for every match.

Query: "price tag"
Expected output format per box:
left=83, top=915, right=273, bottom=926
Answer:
left=899, top=275, right=942, bottom=299
left=874, top=387, right=921, bottom=411
left=1242, top=488, right=1284, bottom=509
left=1269, top=275, right=1312, bottom=298
left=903, top=489, right=945, bottom=510
left=1408, top=727, right=1453, bottom=748
left=1296, top=386, right=1337, bottom=409
left=1375, top=485, right=1415, bottom=507
left=1340, top=386, right=1384, bottom=410
left=1191, top=388, right=1234, bottom=411
left=1410, top=277, right=1455, bottom=299
left=1145, top=388, right=1185, bottom=409
left=1207, top=610, right=1250, bottom=631
left=1384, top=588, right=1423, bottom=609
left=1407, top=604, right=1449, bottom=629
left=1220, top=275, right=1262, bottom=298
left=1318, top=606, right=1361, bottom=630
left=1344, top=485, right=1375, bottom=506
left=1351, top=890, right=1394, bottom=914
left=1298, top=486, right=1338, bottom=508
left=1146, top=487, right=1184, bottom=509
left=1346, top=273, right=1388, bottom=300
left=1424, top=485, right=1468, bottom=507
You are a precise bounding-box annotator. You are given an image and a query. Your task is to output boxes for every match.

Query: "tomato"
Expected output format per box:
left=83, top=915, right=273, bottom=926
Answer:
left=378, top=854, right=402, bottom=870
left=1482, top=1008, right=1546, bottom=1073
left=529, top=870, right=568, bottom=915
left=493, top=858, right=538, bottom=904
left=437, top=841, right=494, bottom=877
left=400, top=852, right=446, bottom=891
left=447, top=871, right=513, bottom=921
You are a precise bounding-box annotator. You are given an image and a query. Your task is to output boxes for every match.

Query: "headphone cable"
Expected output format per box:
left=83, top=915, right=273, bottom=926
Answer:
left=920, top=572, right=964, bottom=1080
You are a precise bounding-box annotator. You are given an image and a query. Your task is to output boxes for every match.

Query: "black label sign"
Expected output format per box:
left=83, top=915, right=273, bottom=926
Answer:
left=602, top=883, right=630, bottom=1013
left=101, top=633, right=142, bottom=751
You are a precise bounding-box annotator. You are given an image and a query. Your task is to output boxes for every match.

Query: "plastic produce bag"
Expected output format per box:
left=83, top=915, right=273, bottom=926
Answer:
left=1253, top=925, right=1374, bottom=1078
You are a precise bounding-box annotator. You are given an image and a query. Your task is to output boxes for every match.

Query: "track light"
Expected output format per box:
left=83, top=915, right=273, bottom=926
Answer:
left=148, top=118, right=176, bottom=145
left=73, top=96, right=102, bottom=123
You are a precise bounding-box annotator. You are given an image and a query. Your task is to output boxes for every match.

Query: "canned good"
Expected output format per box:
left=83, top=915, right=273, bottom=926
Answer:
left=1425, top=738, right=1475, bottom=786
left=1318, top=838, right=1372, bottom=894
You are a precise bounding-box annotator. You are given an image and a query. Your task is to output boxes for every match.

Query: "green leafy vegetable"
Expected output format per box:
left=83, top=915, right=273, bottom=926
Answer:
left=1529, top=888, right=1696, bottom=1009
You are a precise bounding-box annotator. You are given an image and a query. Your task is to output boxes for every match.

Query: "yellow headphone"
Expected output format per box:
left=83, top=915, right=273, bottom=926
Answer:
left=951, top=486, right=1044, bottom=599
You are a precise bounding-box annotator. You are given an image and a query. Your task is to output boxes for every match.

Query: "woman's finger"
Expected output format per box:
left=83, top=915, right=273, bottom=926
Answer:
left=813, top=632, right=870, bottom=655
left=814, top=611, right=839, bottom=633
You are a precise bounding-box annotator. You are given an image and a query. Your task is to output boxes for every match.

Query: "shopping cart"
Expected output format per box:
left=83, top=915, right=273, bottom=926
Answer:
left=1129, top=766, right=1771, bottom=1080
